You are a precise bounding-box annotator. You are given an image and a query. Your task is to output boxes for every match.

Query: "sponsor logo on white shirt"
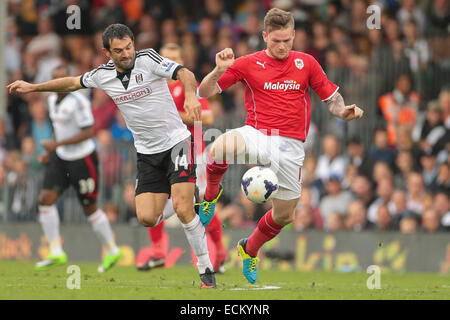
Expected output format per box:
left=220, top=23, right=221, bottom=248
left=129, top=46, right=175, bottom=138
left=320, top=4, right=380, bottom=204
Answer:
left=111, top=85, right=152, bottom=105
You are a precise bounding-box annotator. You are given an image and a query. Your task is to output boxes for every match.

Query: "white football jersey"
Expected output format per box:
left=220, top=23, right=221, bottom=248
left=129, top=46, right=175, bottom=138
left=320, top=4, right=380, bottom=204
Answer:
left=80, top=48, right=190, bottom=155
left=47, top=92, right=96, bottom=161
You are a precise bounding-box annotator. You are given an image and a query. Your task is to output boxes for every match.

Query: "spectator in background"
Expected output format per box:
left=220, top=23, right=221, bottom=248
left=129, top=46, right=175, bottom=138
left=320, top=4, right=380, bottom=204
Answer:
left=426, top=0, right=450, bottom=36
left=345, top=137, right=374, bottom=179
left=122, top=180, right=138, bottom=225
left=28, top=99, right=52, bottom=156
left=372, top=161, right=394, bottom=187
left=293, top=205, right=315, bottom=232
left=325, top=212, right=345, bottom=232
left=110, top=109, right=133, bottom=142
left=399, top=211, right=420, bottom=234
left=403, top=19, right=431, bottom=73
left=389, top=189, right=409, bottom=230
left=375, top=204, right=393, bottom=231
left=297, top=186, right=322, bottom=229
left=368, top=127, right=397, bottom=168
left=406, top=171, right=426, bottom=214
left=378, top=74, right=420, bottom=147
left=367, top=177, right=394, bottom=224
left=24, top=12, right=63, bottom=83
left=315, top=135, right=348, bottom=188
left=413, top=100, right=446, bottom=155
left=434, top=162, right=450, bottom=195
left=319, top=174, right=353, bottom=222
left=397, top=0, right=426, bottom=35
left=350, top=174, right=376, bottom=209
left=434, top=192, right=450, bottom=231
left=394, top=150, right=415, bottom=190
left=421, top=208, right=444, bottom=233
left=420, top=149, right=438, bottom=190
left=92, top=0, right=126, bottom=32
left=91, top=89, right=116, bottom=135
left=346, top=200, right=374, bottom=232
left=20, top=135, right=40, bottom=173
left=96, top=129, right=122, bottom=202
left=104, top=202, right=120, bottom=224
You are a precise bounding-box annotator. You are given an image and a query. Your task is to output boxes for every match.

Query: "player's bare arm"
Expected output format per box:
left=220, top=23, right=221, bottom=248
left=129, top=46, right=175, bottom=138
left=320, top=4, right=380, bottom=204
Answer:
left=198, top=48, right=235, bottom=98
left=176, top=67, right=202, bottom=121
left=41, top=125, right=94, bottom=153
left=7, top=76, right=83, bottom=94
left=325, top=92, right=364, bottom=121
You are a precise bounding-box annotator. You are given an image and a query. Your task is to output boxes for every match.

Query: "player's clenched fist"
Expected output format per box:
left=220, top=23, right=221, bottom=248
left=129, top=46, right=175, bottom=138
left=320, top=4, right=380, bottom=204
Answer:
left=341, top=104, right=364, bottom=121
left=7, top=80, right=35, bottom=94
left=216, top=48, right=235, bottom=72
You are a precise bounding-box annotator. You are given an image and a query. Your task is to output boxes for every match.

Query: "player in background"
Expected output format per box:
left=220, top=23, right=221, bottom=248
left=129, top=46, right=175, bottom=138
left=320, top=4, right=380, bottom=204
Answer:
left=34, top=65, right=121, bottom=272
left=8, top=24, right=216, bottom=288
left=137, top=43, right=228, bottom=274
left=198, top=8, right=364, bottom=284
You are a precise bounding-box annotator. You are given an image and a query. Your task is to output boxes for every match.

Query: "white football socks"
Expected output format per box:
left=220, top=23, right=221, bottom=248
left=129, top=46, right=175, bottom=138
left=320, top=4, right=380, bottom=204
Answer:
left=154, top=198, right=177, bottom=226
left=88, top=208, right=119, bottom=255
left=38, top=205, right=63, bottom=256
left=181, top=215, right=212, bottom=274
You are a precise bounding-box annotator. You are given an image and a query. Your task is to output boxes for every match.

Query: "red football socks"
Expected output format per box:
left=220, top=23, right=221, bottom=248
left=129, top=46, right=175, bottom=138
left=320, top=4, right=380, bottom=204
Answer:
left=206, top=214, right=226, bottom=254
left=148, top=221, right=165, bottom=259
left=245, top=210, right=283, bottom=257
left=204, top=154, right=228, bottom=201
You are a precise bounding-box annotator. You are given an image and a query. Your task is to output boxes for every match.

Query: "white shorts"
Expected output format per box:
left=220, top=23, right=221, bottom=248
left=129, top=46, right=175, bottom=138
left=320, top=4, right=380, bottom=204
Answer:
left=232, top=125, right=305, bottom=200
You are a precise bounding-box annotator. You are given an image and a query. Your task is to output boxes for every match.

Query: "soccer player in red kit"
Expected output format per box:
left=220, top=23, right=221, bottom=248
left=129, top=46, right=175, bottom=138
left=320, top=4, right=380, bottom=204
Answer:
left=198, top=8, right=364, bottom=283
left=137, top=43, right=228, bottom=273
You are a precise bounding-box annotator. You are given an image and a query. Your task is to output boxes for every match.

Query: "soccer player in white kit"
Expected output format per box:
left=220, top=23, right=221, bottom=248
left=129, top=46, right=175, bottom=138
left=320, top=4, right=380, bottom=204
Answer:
left=34, top=65, right=122, bottom=272
left=8, top=24, right=216, bottom=288
left=197, top=8, right=364, bottom=284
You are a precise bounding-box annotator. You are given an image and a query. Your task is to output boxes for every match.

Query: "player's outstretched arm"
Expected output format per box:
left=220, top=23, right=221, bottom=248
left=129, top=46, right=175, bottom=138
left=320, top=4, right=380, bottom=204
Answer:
left=177, top=67, right=202, bottom=121
left=198, top=48, right=235, bottom=98
left=325, top=92, right=364, bottom=121
left=7, top=76, right=83, bottom=94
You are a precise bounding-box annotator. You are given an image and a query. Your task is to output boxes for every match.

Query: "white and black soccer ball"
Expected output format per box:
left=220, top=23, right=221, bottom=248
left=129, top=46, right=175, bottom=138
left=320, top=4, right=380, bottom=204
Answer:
left=241, top=166, right=279, bottom=204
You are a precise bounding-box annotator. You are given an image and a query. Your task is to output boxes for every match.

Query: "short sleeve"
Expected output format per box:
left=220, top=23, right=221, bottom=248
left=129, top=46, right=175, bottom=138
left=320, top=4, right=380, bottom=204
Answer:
left=216, top=56, right=247, bottom=92
left=308, top=55, right=339, bottom=101
left=72, top=94, right=94, bottom=128
left=80, top=68, right=101, bottom=89
left=139, top=49, right=183, bottom=80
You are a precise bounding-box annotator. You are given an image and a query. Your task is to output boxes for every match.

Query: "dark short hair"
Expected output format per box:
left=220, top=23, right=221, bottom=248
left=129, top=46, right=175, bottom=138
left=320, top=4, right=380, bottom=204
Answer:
left=102, top=24, right=134, bottom=51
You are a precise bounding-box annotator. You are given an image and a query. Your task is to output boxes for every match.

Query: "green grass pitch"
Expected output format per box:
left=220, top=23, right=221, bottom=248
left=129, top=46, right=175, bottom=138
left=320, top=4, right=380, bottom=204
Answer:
left=0, top=261, right=449, bottom=300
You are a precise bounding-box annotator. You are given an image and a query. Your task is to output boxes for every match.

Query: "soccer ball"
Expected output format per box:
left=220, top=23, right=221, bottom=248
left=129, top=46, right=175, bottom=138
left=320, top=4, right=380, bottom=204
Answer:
left=241, top=166, right=279, bottom=203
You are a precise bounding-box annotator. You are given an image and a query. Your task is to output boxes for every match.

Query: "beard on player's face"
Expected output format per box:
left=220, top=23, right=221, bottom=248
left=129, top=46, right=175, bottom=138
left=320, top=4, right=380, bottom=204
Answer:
left=113, top=51, right=135, bottom=71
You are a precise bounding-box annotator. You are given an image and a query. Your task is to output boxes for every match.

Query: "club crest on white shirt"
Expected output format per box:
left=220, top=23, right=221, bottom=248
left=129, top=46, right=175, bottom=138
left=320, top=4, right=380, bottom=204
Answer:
left=294, top=59, right=304, bottom=70
left=135, top=73, right=143, bottom=84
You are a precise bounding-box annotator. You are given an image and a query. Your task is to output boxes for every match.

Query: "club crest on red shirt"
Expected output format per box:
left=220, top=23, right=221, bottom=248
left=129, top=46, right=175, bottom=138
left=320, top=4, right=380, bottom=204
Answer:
left=294, top=59, right=304, bottom=70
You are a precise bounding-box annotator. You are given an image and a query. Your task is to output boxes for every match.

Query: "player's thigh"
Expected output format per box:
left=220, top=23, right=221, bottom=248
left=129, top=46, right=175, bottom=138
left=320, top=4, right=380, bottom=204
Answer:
left=170, top=182, right=196, bottom=224
left=67, top=152, right=100, bottom=208
left=271, top=197, right=300, bottom=226
left=210, top=129, right=247, bottom=163
left=270, top=136, right=305, bottom=201
left=135, top=152, right=171, bottom=226
left=40, top=153, right=69, bottom=205
left=135, top=192, right=169, bottom=227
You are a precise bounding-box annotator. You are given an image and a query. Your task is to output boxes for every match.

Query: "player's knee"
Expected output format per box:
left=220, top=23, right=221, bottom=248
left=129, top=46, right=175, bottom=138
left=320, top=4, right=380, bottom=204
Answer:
left=38, top=191, right=57, bottom=206
left=172, top=199, right=193, bottom=222
left=136, top=210, right=159, bottom=227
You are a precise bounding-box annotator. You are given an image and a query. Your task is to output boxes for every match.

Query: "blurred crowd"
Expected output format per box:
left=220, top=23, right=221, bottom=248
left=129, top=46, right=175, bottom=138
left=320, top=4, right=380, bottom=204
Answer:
left=1, top=0, right=449, bottom=234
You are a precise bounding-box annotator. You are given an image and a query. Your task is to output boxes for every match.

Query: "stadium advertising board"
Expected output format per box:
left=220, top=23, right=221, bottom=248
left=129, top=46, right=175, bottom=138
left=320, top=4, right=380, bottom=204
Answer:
left=0, top=223, right=449, bottom=273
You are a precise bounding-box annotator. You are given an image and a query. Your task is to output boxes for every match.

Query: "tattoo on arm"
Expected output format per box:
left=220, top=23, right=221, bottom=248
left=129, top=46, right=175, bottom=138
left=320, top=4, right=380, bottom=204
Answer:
left=325, top=92, right=345, bottom=117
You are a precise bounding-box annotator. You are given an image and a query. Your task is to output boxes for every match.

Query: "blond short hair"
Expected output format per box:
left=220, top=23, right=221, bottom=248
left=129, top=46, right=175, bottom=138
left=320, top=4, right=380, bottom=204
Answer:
left=264, top=8, right=294, bottom=33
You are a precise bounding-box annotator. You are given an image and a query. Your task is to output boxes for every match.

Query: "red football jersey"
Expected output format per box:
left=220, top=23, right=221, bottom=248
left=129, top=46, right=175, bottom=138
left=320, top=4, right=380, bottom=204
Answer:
left=168, top=80, right=211, bottom=153
left=217, top=50, right=339, bottom=141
